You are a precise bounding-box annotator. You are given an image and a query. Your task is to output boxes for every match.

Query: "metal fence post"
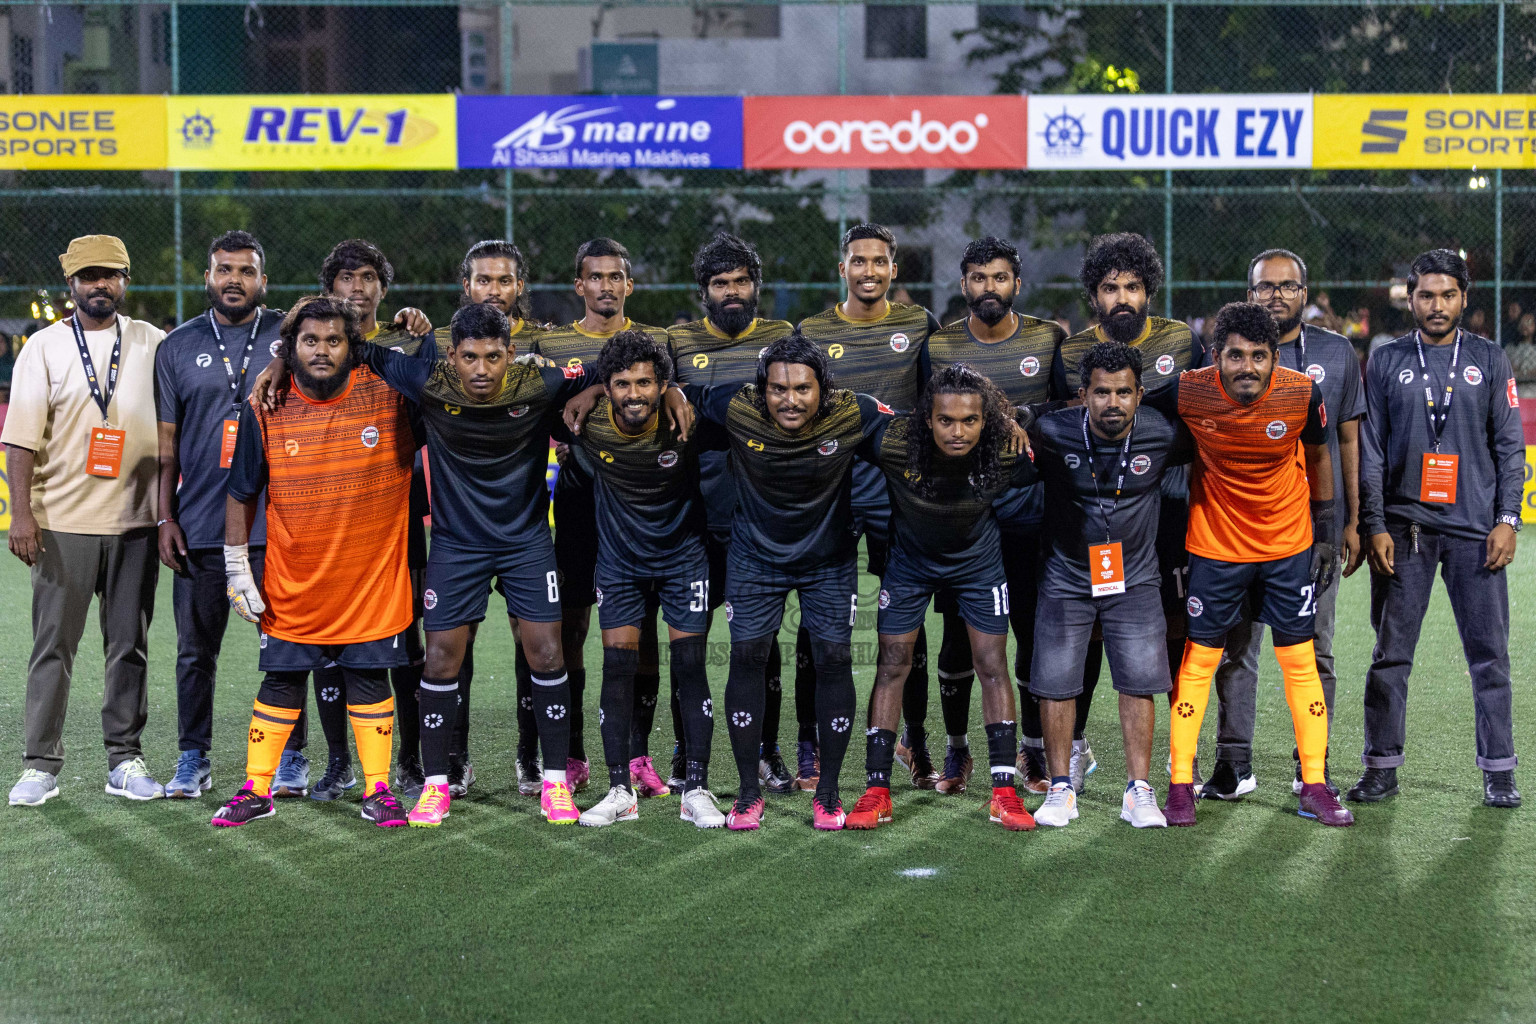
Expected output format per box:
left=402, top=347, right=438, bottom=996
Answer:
left=836, top=0, right=848, bottom=243
left=1494, top=0, right=1505, bottom=343
left=1163, top=0, right=1174, bottom=319
left=170, top=0, right=184, bottom=322
left=502, top=1, right=515, bottom=243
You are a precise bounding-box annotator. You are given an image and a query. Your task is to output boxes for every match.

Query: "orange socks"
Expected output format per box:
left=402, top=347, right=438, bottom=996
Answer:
left=245, top=701, right=301, bottom=796
left=348, top=698, right=396, bottom=791
left=1274, top=640, right=1329, bottom=785
left=1169, top=640, right=1223, bottom=784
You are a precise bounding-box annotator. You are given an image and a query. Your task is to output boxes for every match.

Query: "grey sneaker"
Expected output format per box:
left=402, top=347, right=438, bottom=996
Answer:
left=272, top=750, right=310, bottom=798
left=1068, top=738, right=1098, bottom=793
left=165, top=751, right=212, bottom=799
left=105, top=757, right=165, bottom=800
left=9, top=769, right=60, bottom=806
left=310, top=756, right=356, bottom=802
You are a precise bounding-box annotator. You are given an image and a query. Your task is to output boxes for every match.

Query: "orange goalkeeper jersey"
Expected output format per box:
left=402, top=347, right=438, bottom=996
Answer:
left=1159, top=364, right=1327, bottom=563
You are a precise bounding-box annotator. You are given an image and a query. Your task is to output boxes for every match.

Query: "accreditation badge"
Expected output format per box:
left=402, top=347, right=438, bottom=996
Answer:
left=1088, top=541, right=1126, bottom=597
left=86, top=427, right=126, bottom=478
left=220, top=418, right=240, bottom=469
left=1419, top=452, right=1459, bottom=504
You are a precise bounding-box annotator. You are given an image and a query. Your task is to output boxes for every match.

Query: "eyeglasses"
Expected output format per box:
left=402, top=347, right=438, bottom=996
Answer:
left=1250, top=281, right=1304, bottom=300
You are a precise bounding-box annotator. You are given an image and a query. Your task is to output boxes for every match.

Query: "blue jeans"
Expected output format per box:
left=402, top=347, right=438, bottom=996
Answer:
left=1362, top=521, right=1517, bottom=772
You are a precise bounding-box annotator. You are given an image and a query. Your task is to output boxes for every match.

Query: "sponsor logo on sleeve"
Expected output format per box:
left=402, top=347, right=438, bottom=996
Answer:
left=1509, top=378, right=1521, bottom=409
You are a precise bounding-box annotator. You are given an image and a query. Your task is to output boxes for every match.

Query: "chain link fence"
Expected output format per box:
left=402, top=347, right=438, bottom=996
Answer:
left=1, top=0, right=1533, bottom=350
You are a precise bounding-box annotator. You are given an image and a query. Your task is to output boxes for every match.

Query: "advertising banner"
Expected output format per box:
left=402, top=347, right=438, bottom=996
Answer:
left=458, top=95, right=741, bottom=169
left=1314, top=94, right=1536, bottom=169
left=166, top=95, right=457, bottom=170
left=743, top=95, right=1027, bottom=169
left=1027, top=94, right=1312, bottom=170
left=0, top=96, right=165, bottom=170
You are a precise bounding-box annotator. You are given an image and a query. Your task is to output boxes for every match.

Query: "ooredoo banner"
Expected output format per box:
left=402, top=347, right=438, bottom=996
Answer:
left=1028, top=94, right=1312, bottom=170
left=743, top=96, right=1028, bottom=169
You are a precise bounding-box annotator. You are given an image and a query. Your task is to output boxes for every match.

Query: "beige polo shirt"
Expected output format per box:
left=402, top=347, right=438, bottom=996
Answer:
left=1, top=314, right=165, bottom=534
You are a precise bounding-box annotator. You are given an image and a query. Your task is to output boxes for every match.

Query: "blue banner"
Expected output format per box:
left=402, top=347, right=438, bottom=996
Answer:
left=457, top=95, right=742, bottom=170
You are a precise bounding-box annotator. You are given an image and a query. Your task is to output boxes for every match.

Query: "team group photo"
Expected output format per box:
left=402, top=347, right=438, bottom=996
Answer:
left=2, top=1, right=1534, bottom=1021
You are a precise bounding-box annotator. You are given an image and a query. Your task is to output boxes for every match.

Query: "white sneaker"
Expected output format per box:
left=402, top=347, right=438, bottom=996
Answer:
left=1120, top=779, right=1168, bottom=828
left=1035, top=781, right=1079, bottom=827
left=578, top=785, right=638, bottom=827
left=680, top=788, right=727, bottom=829
left=1068, top=738, right=1097, bottom=793
left=9, top=769, right=59, bottom=806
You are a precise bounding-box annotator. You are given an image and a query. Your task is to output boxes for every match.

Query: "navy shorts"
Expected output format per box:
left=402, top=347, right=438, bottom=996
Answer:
left=724, top=556, right=858, bottom=644
left=423, top=540, right=562, bottom=631
left=878, top=558, right=1009, bottom=637
left=553, top=480, right=598, bottom=610
left=1029, top=582, right=1171, bottom=699
left=596, top=561, right=709, bottom=634
left=1184, top=550, right=1316, bottom=643
left=258, top=627, right=414, bottom=673
left=705, top=532, right=730, bottom=611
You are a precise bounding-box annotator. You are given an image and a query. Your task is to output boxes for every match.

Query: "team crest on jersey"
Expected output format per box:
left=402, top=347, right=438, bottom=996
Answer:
left=284, top=439, right=300, bottom=457
left=196, top=353, right=212, bottom=368
left=509, top=404, right=530, bottom=418
left=692, top=353, right=709, bottom=369
left=658, top=450, right=679, bottom=468
left=594, top=587, right=603, bottom=608
left=878, top=589, right=891, bottom=610
left=423, top=589, right=438, bottom=610
left=890, top=333, right=910, bottom=353
left=818, top=439, right=839, bottom=456
left=444, top=404, right=461, bottom=416
left=1020, top=356, right=1040, bottom=377
left=1065, top=453, right=1081, bottom=469
left=1265, top=420, right=1287, bottom=440
left=1398, top=368, right=1416, bottom=385
left=723, top=601, right=734, bottom=622
left=827, top=343, right=845, bottom=359
left=1130, top=454, right=1152, bottom=475
left=269, top=340, right=281, bottom=357
left=361, top=426, right=380, bottom=447
left=1156, top=354, right=1176, bottom=375
left=1306, top=363, right=1326, bottom=383
left=1464, top=365, right=1483, bottom=385
left=1187, top=596, right=1204, bottom=617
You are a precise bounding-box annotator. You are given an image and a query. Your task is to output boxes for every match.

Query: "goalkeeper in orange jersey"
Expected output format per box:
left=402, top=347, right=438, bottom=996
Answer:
left=1143, top=301, right=1353, bottom=827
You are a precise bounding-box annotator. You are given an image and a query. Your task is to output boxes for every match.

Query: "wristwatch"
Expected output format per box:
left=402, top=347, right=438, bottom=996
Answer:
left=1497, top=513, right=1522, bottom=532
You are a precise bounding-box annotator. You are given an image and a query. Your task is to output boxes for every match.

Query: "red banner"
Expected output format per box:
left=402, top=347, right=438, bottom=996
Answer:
left=744, top=95, right=1027, bottom=169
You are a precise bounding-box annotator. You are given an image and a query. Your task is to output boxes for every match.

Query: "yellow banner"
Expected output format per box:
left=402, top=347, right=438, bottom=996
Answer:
left=1315, top=94, right=1536, bottom=169
left=0, top=447, right=10, bottom=532
left=1525, top=446, right=1536, bottom=525
left=0, top=96, right=166, bottom=170
left=166, top=95, right=456, bottom=170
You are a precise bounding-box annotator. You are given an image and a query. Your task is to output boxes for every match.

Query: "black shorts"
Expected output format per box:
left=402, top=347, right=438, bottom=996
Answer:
left=258, top=628, right=414, bottom=673
left=878, top=557, right=1008, bottom=637
left=423, top=539, right=562, bottom=631
left=596, top=560, right=709, bottom=634
left=705, top=531, right=730, bottom=611
left=1184, top=550, right=1316, bottom=643
left=1029, top=582, right=1171, bottom=699
left=1156, top=494, right=1191, bottom=638
left=553, top=481, right=599, bottom=610
left=724, top=556, right=858, bottom=644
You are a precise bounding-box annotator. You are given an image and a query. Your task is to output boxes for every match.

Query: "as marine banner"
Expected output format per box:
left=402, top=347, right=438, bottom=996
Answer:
left=1314, top=95, right=1536, bottom=169
left=166, top=95, right=457, bottom=170
left=0, top=96, right=165, bottom=170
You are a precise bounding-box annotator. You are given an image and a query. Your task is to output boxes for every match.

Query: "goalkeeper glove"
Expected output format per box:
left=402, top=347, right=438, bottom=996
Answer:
left=224, top=543, right=266, bottom=624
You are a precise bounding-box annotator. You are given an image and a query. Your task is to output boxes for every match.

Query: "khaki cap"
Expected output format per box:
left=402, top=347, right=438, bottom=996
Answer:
left=60, top=235, right=131, bottom=277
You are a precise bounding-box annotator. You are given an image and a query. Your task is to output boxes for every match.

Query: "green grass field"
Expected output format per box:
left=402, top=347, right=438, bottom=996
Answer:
left=1, top=542, right=1532, bottom=1024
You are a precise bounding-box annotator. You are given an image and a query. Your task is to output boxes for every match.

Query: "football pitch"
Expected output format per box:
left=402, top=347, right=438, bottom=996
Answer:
left=0, top=545, right=1532, bottom=1024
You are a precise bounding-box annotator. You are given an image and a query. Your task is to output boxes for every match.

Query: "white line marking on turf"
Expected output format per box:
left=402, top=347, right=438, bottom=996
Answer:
left=898, top=868, right=937, bottom=878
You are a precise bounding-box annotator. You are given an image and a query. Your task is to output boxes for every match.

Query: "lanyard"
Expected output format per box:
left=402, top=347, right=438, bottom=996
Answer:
left=70, top=314, right=122, bottom=424
left=207, top=308, right=261, bottom=410
left=1293, top=324, right=1306, bottom=363
left=1413, top=328, right=1462, bottom=450
left=1082, top=409, right=1133, bottom=543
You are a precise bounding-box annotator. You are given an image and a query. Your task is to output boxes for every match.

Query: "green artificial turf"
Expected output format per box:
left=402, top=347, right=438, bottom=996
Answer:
left=0, top=544, right=1532, bottom=1024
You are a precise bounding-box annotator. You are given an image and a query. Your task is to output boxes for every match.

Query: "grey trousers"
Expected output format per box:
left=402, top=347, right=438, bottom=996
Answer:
left=24, top=528, right=159, bottom=773
left=1211, top=569, right=1339, bottom=763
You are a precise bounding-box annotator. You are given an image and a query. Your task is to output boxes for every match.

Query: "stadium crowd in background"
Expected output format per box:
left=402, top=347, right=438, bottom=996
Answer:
left=2, top=224, right=1522, bottom=829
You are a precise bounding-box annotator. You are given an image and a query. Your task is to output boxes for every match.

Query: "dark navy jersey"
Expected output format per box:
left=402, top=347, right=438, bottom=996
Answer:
left=156, top=308, right=283, bottom=548
left=927, top=313, right=1065, bottom=532
left=669, top=316, right=795, bottom=534
left=359, top=337, right=599, bottom=549
left=573, top=395, right=708, bottom=575
left=1025, top=406, right=1194, bottom=599
left=1275, top=324, right=1366, bottom=535
left=870, top=415, right=1032, bottom=577
left=686, top=382, right=893, bottom=573
left=1360, top=330, right=1524, bottom=541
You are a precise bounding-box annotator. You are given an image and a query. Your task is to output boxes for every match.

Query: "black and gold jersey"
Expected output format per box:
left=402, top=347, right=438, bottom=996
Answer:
left=1053, top=316, right=1201, bottom=399
left=573, top=396, right=706, bottom=573
left=431, top=316, right=547, bottom=360
left=686, top=382, right=893, bottom=572
left=798, top=302, right=938, bottom=414
left=533, top=318, right=667, bottom=373
left=872, top=415, right=1031, bottom=577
